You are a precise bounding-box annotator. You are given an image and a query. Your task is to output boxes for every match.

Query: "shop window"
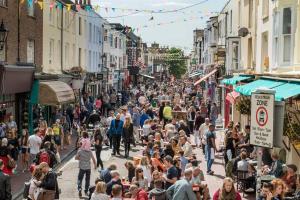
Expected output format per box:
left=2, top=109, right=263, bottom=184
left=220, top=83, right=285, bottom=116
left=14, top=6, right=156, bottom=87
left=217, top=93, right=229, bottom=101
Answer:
left=0, top=0, right=7, bottom=7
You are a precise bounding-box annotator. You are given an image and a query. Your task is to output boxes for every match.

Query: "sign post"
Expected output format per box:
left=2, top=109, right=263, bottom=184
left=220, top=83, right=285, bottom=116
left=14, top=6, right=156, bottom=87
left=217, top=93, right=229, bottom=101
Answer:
left=250, top=89, right=275, bottom=199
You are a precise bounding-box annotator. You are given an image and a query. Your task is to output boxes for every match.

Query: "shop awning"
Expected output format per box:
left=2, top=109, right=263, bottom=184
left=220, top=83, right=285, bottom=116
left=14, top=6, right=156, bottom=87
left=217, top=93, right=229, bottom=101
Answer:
left=235, top=79, right=286, bottom=96
left=221, top=75, right=252, bottom=85
left=273, top=82, right=300, bottom=101
left=189, top=72, right=202, bottom=78
left=194, top=68, right=218, bottom=86
left=226, top=91, right=240, bottom=104
left=0, top=65, right=34, bottom=94
left=140, top=74, right=155, bottom=79
left=39, top=81, right=75, bottom=105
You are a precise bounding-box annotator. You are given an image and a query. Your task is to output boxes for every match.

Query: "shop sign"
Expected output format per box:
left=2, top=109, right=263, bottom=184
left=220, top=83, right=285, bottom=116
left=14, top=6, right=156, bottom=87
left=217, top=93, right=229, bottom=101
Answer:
left=250, top=92, right=274, bottom=148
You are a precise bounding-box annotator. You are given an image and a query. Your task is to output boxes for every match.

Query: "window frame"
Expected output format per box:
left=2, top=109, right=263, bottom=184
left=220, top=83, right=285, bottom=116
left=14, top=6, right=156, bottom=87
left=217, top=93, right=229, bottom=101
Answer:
left=0, top=0, right=7, bottom=7
left=27, top=40, right=35, bottom=63
left=279, top=6, right=294, bottom=66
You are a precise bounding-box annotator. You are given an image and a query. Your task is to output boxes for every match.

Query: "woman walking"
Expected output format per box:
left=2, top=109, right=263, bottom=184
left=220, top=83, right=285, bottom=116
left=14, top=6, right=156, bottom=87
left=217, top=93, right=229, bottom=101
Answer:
left=20, top=129, right=30, bottom=172
left=94, top=129, right=104, bottom=170
left=122, top=116, right=134, bottom=158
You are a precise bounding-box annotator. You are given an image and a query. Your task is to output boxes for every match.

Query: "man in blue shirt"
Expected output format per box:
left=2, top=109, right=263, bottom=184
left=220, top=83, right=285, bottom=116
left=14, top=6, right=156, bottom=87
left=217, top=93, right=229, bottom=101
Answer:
left=108, top=114, right=124, bottom=156
left=163, top=155, right=178, bottom=189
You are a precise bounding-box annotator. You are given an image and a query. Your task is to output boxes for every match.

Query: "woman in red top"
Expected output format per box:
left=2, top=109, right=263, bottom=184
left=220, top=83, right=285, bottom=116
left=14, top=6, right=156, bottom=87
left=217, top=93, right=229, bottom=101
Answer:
left=213, top=177, right=242, bottom=200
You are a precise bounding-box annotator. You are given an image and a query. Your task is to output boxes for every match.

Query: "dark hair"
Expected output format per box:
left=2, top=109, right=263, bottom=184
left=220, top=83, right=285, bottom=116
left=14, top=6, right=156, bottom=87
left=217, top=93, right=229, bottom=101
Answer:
left=95, top=177, right=101, bottom=184
left=241, top=152, right=247, bottom=160
left=164, top=155, right=173, bottom=164
left=112, top=184, right=122, bottom=196
left=245, top=125, right=250, bottom=130
left=287, top=164, right=298, bottom=173
left=262, top=182, right=273, bottom=190
left=154, top=179, right=163, bottom=189
left=43, top=141, right=51, bottom=150
left=82, top=131, right=89, bottom=138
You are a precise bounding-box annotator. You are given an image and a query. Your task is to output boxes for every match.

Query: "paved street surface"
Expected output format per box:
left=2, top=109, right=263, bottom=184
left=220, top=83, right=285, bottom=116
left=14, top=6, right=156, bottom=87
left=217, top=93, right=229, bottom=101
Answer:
left=57, top=131, right=256, bottom=200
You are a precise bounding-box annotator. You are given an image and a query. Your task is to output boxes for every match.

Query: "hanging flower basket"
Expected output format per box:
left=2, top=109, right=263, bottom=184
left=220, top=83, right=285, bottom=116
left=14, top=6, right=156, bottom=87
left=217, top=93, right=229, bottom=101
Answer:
left=236, top=97, right=251, bottom=115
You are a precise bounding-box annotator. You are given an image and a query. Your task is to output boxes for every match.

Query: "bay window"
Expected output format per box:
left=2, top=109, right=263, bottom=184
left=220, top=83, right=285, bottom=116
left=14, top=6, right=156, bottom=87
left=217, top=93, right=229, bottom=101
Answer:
left=282, top=7, right=292, bottom=63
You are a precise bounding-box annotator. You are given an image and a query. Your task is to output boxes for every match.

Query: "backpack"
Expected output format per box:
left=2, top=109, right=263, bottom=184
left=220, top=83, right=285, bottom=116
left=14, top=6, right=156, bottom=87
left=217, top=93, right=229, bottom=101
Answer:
left=39, top=151, right=50, bottom=165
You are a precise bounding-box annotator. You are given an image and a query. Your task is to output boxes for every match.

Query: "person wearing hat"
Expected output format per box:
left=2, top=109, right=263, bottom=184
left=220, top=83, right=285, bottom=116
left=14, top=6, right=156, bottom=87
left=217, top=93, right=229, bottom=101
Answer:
left=205, top=123, right=216, bottom=175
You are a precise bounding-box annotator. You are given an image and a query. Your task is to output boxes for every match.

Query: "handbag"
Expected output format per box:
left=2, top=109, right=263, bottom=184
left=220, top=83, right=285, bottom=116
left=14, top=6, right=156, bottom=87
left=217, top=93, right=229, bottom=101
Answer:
left=8, top=159, right=16, bottom=168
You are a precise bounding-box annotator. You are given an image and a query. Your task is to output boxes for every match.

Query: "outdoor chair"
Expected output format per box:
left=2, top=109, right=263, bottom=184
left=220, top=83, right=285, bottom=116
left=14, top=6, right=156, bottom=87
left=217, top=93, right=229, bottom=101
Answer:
left=236, top=170, right=249, bottom=197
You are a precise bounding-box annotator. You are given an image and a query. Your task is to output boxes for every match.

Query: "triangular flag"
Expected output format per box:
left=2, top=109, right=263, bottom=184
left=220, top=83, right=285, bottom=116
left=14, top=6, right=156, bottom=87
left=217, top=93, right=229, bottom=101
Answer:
left=105, top=7, right=108, bottom=12
left=76, top=4, right=81, bottom=11
left=56, top=2, right=62, bottom=10
left=85, top=5, right=91, bottom=12
left=20, top=0, right=25, bottom=4
left=49, top=1, right=54, bottom=9
left=66, top=4, right=71, bottom=11
left=112, top=8, right=115, bottom=12
left=27, top=0, right=33, bottom=7
left=94, top=5, right=100, bottom=11
left=34, top=0, right=38, bottom=3
left=132, top=28, right=135, bottom=32
left=149, top=16, right=154, bottom=21
left=136, top=28, right=139, bottom=32
left=37, top=1, right=43, bottom=9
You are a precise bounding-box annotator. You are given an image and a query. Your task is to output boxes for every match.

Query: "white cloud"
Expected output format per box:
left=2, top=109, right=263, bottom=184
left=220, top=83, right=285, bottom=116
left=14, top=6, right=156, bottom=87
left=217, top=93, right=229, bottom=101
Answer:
left=151, top=1, right=191, bottom=7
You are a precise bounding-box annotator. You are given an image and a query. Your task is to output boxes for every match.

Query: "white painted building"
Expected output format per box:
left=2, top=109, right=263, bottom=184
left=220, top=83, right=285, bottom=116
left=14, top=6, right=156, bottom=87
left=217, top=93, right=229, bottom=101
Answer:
left=103, top=22, right=127, bottom=91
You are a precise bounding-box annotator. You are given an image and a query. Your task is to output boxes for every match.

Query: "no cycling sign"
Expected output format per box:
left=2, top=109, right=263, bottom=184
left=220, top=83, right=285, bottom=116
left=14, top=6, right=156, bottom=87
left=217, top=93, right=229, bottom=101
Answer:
left=250, top=92, right=274, bottom=148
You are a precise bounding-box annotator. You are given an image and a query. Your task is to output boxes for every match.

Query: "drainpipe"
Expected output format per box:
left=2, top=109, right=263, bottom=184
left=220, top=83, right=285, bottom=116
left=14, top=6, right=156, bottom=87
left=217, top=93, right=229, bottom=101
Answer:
left=61, top=3, right=64, bottom=72
left=17, top=0, right=20, bottom=62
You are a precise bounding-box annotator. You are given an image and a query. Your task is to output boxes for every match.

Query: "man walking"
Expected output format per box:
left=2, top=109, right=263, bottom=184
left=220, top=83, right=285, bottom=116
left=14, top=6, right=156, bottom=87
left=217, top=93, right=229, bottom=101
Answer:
left=132, top=107, right=141, bottom=146
left=199, top=118, right=210, bottom=154
left=0, top=159, right=11, bottom=200
left=28, top=128, right=42, bottom=165
left=205, top=124, right=216, bottom=175
left=75, top=133, right=96, bottom=197
left=108, top=114, right=124, bottom=156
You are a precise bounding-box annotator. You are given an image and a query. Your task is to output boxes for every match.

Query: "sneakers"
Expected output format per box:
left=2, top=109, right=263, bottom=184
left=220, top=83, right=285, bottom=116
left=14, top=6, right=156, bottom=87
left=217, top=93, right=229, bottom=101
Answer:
left=78, top=190, right=82, bottom=197
left=207, top=170, right=214, bottom=175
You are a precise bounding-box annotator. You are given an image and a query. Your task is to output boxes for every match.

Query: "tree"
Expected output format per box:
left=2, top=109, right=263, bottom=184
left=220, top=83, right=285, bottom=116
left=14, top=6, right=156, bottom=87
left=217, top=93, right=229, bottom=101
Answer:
left=165, top=48, right=187, bottom=79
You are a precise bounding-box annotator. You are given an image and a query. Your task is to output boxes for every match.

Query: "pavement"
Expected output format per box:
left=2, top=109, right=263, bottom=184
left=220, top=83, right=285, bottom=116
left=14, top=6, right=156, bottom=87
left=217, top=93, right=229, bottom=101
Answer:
left=52, top=129, right=256, bottom=200
left=14, top=135, right=78, bottom=200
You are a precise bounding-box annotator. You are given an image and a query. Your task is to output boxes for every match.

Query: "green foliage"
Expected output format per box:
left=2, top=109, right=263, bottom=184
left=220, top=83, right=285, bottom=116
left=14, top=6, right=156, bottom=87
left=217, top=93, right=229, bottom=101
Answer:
left=165, top=48, right=187, bottom=79
left=236, top=97, right=251, bottom=115
left=283, top=113, right=300, bottom=141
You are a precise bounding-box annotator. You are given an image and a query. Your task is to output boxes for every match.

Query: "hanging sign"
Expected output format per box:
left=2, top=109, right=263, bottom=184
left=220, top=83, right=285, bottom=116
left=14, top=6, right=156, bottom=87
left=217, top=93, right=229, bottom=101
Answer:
left=250, top=91, right=274, bottom=148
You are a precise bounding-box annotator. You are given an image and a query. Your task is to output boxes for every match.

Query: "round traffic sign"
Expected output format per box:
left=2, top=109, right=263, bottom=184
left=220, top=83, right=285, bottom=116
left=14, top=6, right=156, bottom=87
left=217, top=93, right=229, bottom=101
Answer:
left=255, top=106, right=268, bottom=127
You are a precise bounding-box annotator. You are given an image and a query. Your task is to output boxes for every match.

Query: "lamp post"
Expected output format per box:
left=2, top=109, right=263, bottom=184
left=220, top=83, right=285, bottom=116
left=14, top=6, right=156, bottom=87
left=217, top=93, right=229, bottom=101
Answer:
left=0, top=20, right=8, bottom=52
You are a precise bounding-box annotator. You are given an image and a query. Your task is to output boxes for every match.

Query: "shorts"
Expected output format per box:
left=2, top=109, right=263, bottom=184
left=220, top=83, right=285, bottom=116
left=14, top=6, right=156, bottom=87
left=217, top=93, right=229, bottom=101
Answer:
left=54, top=135, right=61, bottom=145
left=21, top=147, right=30, bottom=154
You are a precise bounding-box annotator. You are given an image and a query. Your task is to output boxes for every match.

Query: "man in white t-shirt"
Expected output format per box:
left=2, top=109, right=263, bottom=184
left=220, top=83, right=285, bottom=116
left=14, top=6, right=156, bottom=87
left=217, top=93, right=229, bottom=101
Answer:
left=199, top=118, right=210, bottom=154
left=28, top=129, right=42, bottom=164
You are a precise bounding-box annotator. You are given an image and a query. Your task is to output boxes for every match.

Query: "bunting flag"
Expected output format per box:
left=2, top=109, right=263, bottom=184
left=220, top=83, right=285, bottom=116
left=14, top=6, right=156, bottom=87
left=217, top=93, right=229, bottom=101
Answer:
left=76, top=4, right=81, bottom=11
left=27, top=0, right=33, bottom=7
left=66, top=4, right=71, bottom=11
left=149, top=16, right=154, bottom=21
left=49, top=1, right=54, bottom=9
left=85, top=5, right=91, bottom=12
left=112, top=8, right=116, bottom=12
left=105, top=7, right=108, bottom=12
left=56, top=1, right=62, bottom=10
left=94, top=5, right=100, bottom=11
left=20, top=0, right=25, bottom=4
left=37, top=1, right=43, bottom=10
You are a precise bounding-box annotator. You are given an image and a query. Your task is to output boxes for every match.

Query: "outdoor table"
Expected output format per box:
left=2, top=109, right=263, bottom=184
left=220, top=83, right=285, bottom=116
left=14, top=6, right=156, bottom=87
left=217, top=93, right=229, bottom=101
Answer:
left=260, top=175, right=275, bottom=183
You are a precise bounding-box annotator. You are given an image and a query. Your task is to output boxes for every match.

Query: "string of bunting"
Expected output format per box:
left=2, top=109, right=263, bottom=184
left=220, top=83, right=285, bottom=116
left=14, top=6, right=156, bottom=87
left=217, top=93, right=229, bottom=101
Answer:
left=22, top=0, right=218, bottom=16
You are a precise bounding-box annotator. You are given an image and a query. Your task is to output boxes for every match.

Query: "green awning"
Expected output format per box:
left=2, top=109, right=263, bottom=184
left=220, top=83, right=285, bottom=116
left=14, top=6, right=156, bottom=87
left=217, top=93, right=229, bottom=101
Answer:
left=235, top=79, right=286, bottom=96
left=221, top=75, right=252, bottom=85
left=273, top=82, right=300, bottom=101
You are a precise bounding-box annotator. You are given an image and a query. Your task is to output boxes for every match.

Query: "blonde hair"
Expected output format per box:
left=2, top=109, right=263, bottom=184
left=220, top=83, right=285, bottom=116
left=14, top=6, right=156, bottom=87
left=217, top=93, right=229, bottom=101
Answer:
left=46, top=127, right=54, bottom=135
left=95, top=181, right=107, bottom=194
left=123, top=116, right=132, bottom=128
left=140, top=156, right=149, bottom=166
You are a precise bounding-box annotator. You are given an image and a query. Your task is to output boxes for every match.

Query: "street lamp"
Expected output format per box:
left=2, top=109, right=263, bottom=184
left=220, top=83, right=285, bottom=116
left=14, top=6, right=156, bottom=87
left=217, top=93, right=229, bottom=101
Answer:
left=0, top=20, right=8, bottom=51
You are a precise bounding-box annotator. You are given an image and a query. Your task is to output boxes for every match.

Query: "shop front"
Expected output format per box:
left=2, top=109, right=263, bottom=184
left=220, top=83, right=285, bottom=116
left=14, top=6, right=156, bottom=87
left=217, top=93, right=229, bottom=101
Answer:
left=233, top=76, right=300, bottom=169
left=0, top=65, right=34, bottom=135
left=29, top=80, right=75, bottom=133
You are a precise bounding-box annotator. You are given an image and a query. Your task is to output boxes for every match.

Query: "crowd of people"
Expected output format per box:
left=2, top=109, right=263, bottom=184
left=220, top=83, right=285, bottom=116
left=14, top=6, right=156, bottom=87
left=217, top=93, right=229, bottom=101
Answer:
left=0, top=79, right=299, bottom=200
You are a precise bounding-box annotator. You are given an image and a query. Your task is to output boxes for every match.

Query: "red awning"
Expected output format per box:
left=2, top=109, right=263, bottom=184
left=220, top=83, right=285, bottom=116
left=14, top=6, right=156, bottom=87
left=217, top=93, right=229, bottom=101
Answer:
left=194, top=68, right=218, bottom=86
left=226, top=91, right=240, bottom=104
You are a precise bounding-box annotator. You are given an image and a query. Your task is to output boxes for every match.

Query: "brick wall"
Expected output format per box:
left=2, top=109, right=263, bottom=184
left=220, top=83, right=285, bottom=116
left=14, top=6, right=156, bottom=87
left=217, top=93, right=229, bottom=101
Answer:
left=0, top=1, right=42, bottom=67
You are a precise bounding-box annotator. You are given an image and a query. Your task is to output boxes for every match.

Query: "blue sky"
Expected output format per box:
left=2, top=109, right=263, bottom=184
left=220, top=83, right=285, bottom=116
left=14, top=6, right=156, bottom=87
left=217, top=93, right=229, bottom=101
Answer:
left=92, top=0, right=227, bottom=52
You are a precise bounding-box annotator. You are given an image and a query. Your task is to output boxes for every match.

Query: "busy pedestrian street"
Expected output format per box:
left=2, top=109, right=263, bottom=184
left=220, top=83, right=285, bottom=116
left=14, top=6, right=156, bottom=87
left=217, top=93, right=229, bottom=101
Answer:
left=1, top=0, right=300, bottom=200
